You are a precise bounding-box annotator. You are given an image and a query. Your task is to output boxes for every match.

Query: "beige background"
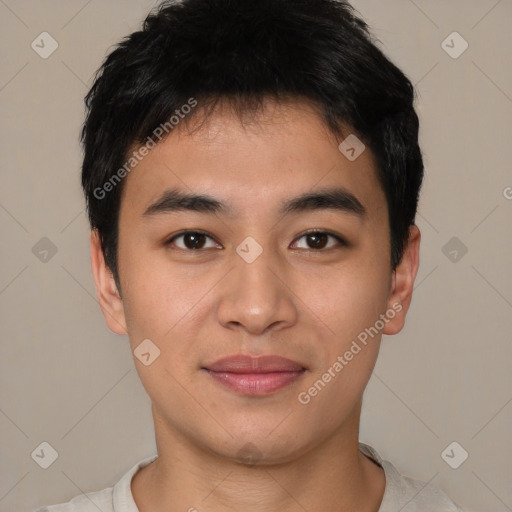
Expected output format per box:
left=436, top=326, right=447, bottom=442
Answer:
left=1, top=1, right=511, bottom=511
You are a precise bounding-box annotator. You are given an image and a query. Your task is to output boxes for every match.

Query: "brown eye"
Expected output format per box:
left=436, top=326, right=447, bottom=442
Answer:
left=182, top=232, right=207, bottom=249
left=305, top=232, right=329, bottom=249
left=166, top=231, right=220, bottom=250
left=292, top=231, right=346, bottom=250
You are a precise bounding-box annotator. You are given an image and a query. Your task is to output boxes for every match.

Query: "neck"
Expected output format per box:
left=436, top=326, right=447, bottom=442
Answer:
left=132, top=404, right=385, bottom=512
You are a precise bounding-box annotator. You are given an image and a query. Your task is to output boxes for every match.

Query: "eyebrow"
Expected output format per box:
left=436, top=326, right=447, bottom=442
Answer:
left=142, top=187, right=367, bottom=219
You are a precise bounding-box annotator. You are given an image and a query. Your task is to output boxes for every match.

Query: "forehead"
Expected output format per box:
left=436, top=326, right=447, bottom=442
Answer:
left=119, top=98, right=387, bottom=222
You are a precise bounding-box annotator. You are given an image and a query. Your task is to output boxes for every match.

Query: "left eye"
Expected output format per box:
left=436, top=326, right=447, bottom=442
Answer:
left=291, top=231, right=345, bottom=250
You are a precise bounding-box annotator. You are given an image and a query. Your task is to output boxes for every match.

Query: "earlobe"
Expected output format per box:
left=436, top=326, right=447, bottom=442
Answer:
left=382, top=225, right=421, bottom=336
left=89, top=229, right=127, bottom=335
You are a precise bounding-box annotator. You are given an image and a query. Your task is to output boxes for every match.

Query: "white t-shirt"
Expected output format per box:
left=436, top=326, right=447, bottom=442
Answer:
left=33, top=443, right=463, bottom=512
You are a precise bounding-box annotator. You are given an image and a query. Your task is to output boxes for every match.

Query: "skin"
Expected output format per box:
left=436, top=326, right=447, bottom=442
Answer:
left=90, top=98, right=420, bottom=512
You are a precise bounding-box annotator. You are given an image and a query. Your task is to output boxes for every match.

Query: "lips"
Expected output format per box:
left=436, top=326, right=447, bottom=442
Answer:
left=203, top=355, right=306, bottom=396
left=204, top=354, right=305, bottom=373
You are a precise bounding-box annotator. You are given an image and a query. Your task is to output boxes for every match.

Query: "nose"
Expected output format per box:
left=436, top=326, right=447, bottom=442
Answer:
left=216, top=247, right=298, bottom=336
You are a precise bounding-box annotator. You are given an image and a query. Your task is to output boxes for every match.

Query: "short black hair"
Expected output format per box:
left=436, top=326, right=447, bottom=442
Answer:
left=81, top=0, right=424, bottom=290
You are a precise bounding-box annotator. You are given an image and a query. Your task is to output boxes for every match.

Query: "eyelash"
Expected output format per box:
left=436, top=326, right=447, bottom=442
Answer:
left=164, top=229, right=347, bottom=251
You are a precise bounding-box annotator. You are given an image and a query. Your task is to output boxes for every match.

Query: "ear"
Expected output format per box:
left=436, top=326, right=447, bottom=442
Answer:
left=382, top=224, right=421, bottom=335
left=90, top=229, right=127, bottom=335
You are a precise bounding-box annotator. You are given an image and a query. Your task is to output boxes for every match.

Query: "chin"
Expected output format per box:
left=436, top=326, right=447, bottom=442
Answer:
left=201, top=426, right=316, bottom=467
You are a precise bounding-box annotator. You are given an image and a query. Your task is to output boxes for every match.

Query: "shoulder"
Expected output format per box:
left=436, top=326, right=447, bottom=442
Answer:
left=359, top=442, right=465, bottom=512
left=30, top=487, right=114, bottom=512
left=386, top=471, right=463, bottom=511
left=30, top=454, right=158, bottom=512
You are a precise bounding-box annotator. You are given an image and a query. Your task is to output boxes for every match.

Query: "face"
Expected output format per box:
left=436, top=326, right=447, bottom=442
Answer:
left=91, top=98, right=420, bottom=464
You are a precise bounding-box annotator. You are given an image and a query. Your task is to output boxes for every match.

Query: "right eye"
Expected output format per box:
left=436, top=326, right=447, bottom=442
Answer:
left=164, top=230, right=222, bottom=251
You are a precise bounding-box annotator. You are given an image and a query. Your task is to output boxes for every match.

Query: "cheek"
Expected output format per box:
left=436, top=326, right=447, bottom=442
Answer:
left=119, top=250, right=216, bottom=361
left=297, top=258, right=390, bottom=341
left=295, top=267, right=388, bottom=428
left=305, top=281, right=384, bottom=396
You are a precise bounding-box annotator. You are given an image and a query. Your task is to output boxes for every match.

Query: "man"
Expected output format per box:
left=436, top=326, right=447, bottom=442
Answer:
left=36, top=0, right=463, bottom=510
